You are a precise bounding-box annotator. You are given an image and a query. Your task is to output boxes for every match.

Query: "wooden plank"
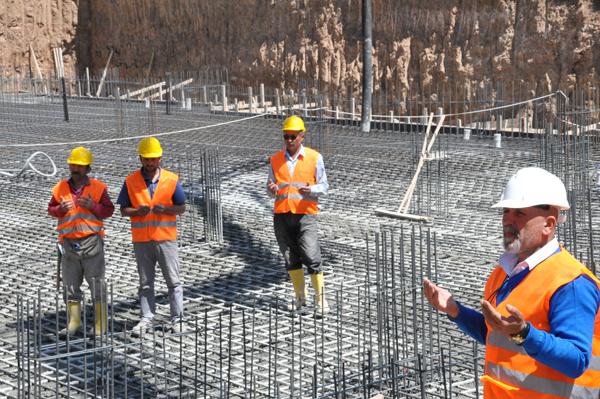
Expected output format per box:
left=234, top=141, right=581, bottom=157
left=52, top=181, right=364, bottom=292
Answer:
left=145, top=78, right=193, bottom=100
left=119, top=81, right=165, bottom=100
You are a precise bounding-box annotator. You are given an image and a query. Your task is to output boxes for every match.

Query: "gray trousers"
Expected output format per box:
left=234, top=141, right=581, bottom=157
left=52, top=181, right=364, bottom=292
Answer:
left=133, top=240, right=183, bottom=321
left=61, top=234, right=105, bottom=302
left=273, top=212, right=322, bottom=274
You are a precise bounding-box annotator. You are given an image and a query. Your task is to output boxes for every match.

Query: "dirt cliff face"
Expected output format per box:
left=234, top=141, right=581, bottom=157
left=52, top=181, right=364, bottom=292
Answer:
left=4, top=0, right=600, bottom=104
left=0, top=0, right=80, bottom=77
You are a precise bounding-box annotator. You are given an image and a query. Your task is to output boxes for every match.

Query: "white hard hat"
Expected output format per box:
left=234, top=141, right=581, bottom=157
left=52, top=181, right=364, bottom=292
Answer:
left=492, top=167, right=570, bottom=210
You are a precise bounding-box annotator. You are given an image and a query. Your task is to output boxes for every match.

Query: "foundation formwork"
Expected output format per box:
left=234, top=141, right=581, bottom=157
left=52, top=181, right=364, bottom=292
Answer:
left=0, top=90, right=598, bottom=398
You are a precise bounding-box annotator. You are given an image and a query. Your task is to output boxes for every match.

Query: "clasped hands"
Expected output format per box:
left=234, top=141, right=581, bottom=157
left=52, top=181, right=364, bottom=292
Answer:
left=60, top=195, right=95, bottom=212
left=136, top=204, right=168, bottom=216
left=267, top=180, right=311, bottom=195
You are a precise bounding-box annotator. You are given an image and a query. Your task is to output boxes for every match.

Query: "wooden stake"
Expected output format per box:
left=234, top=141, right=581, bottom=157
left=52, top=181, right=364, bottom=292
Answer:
left=145, top=51, right=154, bottom=81
left=96, top=48, right=114, bottom=97
left=29, top=44, right=43, bottom=80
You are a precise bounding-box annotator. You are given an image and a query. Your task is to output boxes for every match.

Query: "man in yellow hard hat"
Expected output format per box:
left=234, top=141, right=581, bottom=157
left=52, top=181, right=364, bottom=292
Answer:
left=117, top=137, right=186, bottom=337
left=267, top=115, right=330, bottom=316
left=48, top=146, right=115, bottom=337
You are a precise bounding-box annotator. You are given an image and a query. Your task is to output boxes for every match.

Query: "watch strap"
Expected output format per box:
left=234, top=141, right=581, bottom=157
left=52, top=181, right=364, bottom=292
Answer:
left=510, top=322, right=530, bottom=345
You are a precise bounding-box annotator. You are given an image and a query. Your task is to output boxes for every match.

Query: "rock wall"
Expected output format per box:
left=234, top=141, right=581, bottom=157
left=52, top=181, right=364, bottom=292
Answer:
left=3, top=0, right=600, bottom=104
left=0, top=0, right=80, bottom=77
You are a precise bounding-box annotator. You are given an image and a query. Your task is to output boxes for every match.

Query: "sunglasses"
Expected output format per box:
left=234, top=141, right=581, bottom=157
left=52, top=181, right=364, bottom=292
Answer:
left=283, top=134, right=299, bottom=140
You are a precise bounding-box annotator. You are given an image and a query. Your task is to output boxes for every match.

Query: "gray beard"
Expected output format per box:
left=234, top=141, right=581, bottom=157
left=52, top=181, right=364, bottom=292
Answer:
left=504, top=237, right=521, bottom=254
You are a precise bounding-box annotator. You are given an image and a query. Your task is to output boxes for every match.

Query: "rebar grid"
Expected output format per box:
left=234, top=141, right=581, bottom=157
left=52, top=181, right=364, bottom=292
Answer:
left=0, top=83, right=597, bottom=398
left=14, top=226, right=485, bottom=398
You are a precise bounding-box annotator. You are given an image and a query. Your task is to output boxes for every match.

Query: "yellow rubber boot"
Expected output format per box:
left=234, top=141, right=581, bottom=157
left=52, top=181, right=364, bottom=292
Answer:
left=288, top=269, right=307, bottom=313
left=311, top=273, right=330, bottom=316
left=59, top=301, right=81, bottom=337
left=95, top=302, right=108, bottom=335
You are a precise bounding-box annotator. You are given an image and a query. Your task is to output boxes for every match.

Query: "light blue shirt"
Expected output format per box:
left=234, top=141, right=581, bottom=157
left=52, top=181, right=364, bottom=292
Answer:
left=267, top=145, right=328, bottom=198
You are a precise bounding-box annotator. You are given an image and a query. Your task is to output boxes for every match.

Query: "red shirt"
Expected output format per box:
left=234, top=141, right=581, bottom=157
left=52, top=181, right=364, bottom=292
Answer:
left=48, top=177, right=114, bottom=219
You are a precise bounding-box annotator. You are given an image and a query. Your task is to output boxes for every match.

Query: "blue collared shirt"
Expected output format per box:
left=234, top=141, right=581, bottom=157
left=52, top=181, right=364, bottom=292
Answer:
left=451, top=239, right=600, bottom=378
left=117, top=167, right=186, bottom=207
left=267, top=145, right=329, bottom=198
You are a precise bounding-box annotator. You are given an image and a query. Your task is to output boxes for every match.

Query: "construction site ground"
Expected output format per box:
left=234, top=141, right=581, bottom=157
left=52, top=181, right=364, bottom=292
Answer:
left=0, top=97, right=598, bottom=398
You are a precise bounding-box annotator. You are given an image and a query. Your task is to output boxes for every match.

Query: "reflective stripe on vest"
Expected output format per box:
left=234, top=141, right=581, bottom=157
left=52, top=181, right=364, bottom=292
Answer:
left=488, top=331, right=600, bottom=373
left=58, top=223, right=103, bottom=236
left=483, top=249, right=600, bottom=398
left=126, top=169, right=178, bottom=242
left=130, top=221, right=178, bottom=229
left=275, top=193, right=319, bottom=202
left=590, top=356, right=600, bottom=372
left=487, top=362, right=600, bottom=399
left=271, top=147, right=319, bottom=215
left=52, top=179, right=106, bottom=241
left=59, top=213, right=102, bottom=224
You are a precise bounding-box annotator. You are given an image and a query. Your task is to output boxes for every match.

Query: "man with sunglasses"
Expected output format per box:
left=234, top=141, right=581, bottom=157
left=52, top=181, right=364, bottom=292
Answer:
left=423, top=167, right=599, bottom=398
left=267, top=115, right=330, bottom=316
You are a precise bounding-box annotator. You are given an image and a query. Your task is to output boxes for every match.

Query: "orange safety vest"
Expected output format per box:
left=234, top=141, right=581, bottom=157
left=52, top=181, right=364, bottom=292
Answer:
left=125, top=169, right=178, bottom=242
left=270, top=147, right=320, bottom=215
left=52, top=178, right=106, bottom=242
left=482, top=248, right=600, bottom=399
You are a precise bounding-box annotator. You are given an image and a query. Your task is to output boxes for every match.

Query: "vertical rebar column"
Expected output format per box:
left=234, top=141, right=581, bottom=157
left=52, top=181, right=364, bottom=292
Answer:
left=52, top=47, right=70, bottom=122
left=166, top=75, right=172, bottom=115
left=188, top=153, right=197, bottom=242
left=361, top=0, right=373, bottom=133
left=302, top=89, right=308, bottom=118
left=116, top=87, right=124, bottom=135
left=201, top=149, right=223, bottom=243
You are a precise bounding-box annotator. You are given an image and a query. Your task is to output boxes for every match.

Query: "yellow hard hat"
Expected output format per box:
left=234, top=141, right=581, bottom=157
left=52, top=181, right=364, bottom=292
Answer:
left=67, top=146, right=93, bottom=166
left=282, top=115, right=305, bottom=132
left=138, top=137, right=163, bottom=158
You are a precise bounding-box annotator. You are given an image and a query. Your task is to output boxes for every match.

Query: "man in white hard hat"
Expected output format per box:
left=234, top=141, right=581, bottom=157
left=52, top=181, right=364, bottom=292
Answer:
left=267, top=115, right=330, bottom=316
left=423, top=167, right=599, bottom=398
left=48, top=147, right=115, bottom=337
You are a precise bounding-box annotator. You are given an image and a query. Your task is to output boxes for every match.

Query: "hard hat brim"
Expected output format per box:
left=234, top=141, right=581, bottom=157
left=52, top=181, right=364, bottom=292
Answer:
left=67, top=160, right=91, bottom=166
left=140, top=152, right=163, bottom=158
left=491, top=199, right=570, bottom=211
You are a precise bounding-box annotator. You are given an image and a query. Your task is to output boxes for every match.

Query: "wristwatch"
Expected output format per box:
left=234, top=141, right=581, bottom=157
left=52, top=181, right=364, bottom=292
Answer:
left=510, top=322, right=530, bottom=345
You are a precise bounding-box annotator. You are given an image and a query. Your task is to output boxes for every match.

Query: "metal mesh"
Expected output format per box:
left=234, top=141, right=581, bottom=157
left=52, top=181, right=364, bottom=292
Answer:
left=0, top=79, right=597, bottom=398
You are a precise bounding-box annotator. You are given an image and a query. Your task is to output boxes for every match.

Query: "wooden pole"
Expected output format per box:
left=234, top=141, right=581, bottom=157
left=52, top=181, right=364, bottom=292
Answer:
left=145, top=51, right=154, bottom=81
left=95, top=49, right=114, bottom=97
left=29, top=44, right=43, bottom=80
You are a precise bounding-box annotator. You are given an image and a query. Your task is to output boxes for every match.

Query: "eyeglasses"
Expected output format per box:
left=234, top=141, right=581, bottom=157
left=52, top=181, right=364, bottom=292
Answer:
left=283, top=134, right=298, bottom=141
